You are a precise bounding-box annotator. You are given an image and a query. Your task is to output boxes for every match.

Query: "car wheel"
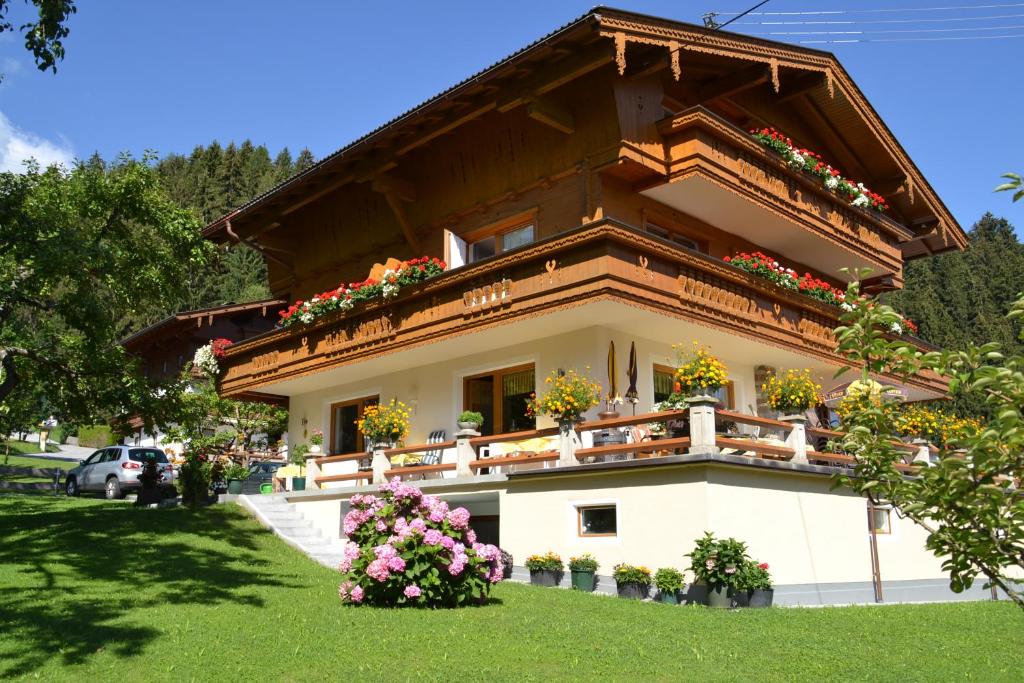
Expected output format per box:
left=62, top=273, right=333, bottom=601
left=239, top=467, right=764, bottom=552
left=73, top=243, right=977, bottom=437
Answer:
left=105, top=477, right=123, bottom=500
left=65, top=476, right=79, bottom=497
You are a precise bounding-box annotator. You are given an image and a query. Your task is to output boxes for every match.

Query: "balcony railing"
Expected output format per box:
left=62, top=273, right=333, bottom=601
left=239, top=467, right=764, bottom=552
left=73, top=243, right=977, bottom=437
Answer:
left=308, top=401, right=925, bottom=489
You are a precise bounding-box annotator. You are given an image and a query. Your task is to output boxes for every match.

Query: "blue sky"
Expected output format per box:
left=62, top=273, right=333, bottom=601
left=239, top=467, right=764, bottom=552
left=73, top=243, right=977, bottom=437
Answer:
left=0, top=1, right=1020, bottom=234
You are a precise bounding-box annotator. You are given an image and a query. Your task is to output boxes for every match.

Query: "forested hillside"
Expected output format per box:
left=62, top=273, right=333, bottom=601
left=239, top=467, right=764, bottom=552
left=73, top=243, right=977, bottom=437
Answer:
left=120, top=141, right=315, bottom=331
left=889, top=213, right=1024, bottom=415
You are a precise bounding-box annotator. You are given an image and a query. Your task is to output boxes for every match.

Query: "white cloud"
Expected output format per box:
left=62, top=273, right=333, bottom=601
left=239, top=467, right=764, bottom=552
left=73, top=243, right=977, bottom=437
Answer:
left=0, top=111, right=73, bottom=172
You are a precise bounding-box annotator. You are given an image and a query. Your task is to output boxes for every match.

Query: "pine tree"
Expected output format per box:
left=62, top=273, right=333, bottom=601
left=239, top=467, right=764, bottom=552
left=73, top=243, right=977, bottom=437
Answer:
left=295, top=148, right=315, bottom=173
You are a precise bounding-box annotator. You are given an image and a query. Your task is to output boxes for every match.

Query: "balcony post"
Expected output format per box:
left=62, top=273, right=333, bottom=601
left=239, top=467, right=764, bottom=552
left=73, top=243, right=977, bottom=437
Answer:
left=686, top=396, right=718, bottom=455
left=912, top=438, right=933, bottom=466
left=780, top=415, right=808, bottom=463
left=455, top=429, right=479, bottom=477
left=558, top=421, right=577, bottom=467
left=304, top=455, right=321, bottom=489
left=371, top=447, right=391, bottom=484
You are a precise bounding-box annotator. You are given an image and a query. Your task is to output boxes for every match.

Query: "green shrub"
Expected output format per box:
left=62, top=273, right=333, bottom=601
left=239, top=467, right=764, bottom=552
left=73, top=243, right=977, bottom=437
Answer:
left=224, top=463, right=249, bottom=481
left=686, top=532, right=750, bottom=588
left=77, top=425, right=113, bottom=448
left=178, top=451, right=212, bottom=508
left=458, top=411, right=484, bottom=425
left=736, top=561, right=773, bottom=591
left=654, top=567, right=685, bottom=593
left=568, top=553, right=599, bottom=572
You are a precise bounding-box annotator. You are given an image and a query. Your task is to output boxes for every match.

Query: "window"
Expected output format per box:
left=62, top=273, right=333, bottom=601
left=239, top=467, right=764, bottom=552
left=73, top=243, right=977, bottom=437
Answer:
left=129, top=448, right=169, bottom=464
left=578, top=505, right=617, bottom=537
left=463, top=364, right=535, bottom=436
left=644, top=221, right=704, bottom=253
left=869, top=506, right=891, bottom=535
left=653, top=363, right=734, bottom=408
left=330, top=395, right=379, bottom=454
left=100, top=448, right=121, bottom=463
left=468, top=223, right=535, bottom=263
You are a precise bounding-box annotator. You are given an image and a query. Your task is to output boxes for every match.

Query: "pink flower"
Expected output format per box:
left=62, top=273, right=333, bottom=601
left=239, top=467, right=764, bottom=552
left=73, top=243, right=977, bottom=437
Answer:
left=447, top=507, right=471, bottom=530
left=725, top=565, right=737, bottom=575
left=404, top=585, right=421, bottom=599
left=424, top=529, right=444, bottom=546
left=350, top=585, right=364, bottom=603
left=465, top=529, right=477, bottom=544
left=387, top=556, right=406, bottom=572
left=705, top=559, right=715, bottom=570
left=374, top=544, right=398, bottom=560
left=440, top=535, right=455, bottom=550
left=448, top=554, right=467, bottom=576
left=367, top=559, right=391, bottom=582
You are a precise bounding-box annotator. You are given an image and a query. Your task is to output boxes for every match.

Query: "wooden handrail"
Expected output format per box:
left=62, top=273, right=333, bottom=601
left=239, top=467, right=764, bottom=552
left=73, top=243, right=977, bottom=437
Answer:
left=574, top=436, right=691, bottom=459
left=716, top=409, right=793, bottom=432
left=806, top=426, right=844, bottom=439
left=314, top=451, right=368, bottom=466
left=716, top=436, right=795, bottom=460
left=468, top=427, right=560, bottom=447
left=807, top=450, right=917, bottom=473
left=386, top=463, right=456, bottom=476
left=577, top=409, right=688, bottom=431
left=384, top=440, right=457, bottom=457
left=315, top=471, right=372, bottom=484
left=468, top=451, right=559, bottom=469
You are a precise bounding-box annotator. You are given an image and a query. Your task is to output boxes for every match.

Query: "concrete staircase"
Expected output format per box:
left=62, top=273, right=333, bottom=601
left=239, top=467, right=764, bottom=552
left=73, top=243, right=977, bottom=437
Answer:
left=237, top=494, right=347, bottom=569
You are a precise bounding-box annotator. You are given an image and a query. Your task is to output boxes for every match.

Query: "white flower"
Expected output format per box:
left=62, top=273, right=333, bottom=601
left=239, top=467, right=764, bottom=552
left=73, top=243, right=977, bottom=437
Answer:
left=840, top=302, right=854, bottom=312
left=299, top=312, right=314, bottom=324
left=851, top=195, right=870, bottom=208
left=192, top=344, right=219, bottom=377
left=339, top=297, right=354, bottom=312
left=311, top=296, right=320, bottom=303
left=825, top=176, right=839, bottom=191
left=889, top=322, right=903, bottom=335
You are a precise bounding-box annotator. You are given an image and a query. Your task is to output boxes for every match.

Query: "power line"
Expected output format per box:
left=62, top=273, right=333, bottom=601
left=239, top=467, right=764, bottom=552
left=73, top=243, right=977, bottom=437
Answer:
left=714, top=0, right=773, bottom=30
left=716, top=3, right=1024, bottom=15
left=735, top=11, right=1024, bottom=24
left=797, top=32, right=1024, bottom=42
left=755, top=22, right=1024, bottom=34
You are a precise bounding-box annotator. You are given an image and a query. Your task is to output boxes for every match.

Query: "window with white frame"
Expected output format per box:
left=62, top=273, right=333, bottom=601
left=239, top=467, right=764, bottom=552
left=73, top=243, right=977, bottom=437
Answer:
left=577, top=504, right=617, bottom=537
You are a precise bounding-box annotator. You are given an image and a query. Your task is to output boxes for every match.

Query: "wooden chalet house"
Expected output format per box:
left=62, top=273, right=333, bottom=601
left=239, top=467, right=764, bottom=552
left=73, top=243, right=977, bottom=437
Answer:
left=204, top=9, right=978, bottom=604
left=120, top=299, right=285, bottom=449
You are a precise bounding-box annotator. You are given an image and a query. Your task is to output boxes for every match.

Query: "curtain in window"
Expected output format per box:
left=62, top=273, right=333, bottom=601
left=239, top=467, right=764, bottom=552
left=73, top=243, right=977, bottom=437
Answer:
left=502, top=368, right=534, bottom=397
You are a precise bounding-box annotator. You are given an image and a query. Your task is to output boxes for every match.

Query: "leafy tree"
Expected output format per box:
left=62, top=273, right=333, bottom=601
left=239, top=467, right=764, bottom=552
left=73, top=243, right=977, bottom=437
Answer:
left=995, top=172, right=1023, bottom=203
left=0, top=0, right=76, bottom=74
left=833, top=271, right=1024, bottom=609
left=0, top=157, right=211, bottom=427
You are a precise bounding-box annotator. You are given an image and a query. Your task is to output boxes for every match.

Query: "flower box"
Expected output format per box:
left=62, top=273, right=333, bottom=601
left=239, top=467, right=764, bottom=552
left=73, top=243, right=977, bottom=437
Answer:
left=529, top=569, right=561, bottom=587
left=616, top=582, right=649, bottom=600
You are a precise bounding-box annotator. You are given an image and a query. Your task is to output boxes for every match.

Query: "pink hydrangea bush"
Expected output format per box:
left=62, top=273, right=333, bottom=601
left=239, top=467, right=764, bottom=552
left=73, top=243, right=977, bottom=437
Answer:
left=338, top=477, right=504, bottom=607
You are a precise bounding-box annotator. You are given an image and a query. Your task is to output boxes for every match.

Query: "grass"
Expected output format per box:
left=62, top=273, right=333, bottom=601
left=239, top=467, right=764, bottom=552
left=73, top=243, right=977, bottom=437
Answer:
left=1, top=440, right=60, bottom=457
left=0, top=495, right=1021, bottom=682
left=0, top=455, right=76, bottom=488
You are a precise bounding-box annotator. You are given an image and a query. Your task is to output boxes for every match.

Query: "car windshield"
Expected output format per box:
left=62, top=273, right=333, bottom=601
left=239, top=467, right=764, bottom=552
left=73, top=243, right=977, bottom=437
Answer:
left=128, top=449, right=169, bottom=464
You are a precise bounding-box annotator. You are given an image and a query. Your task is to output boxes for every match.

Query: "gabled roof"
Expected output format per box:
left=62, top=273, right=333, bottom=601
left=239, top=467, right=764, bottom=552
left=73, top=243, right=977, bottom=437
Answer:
left=203, top=6, right=964, bottom=255
left=120, top=299, right=285, bottom=350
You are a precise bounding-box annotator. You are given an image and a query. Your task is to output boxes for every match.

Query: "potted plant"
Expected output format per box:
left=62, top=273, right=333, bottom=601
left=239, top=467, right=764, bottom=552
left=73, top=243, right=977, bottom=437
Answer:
left=457, top=410, right=484, bottom=432
left=500, top=548, right=514, bottom=580
left=762, top=369, right=822, bottom=419
left=737, top=560, right=774, bottom=608
left=224, top=462, right=249, bottom=495
left=654, top=567, right=685, bottom=605
left=526, top=368, right=602, bottom=433
left=672, top=342, right=728, bottom=400
left=309, top=430, right=323, bottom=454
left=687, top=532, right=749, bottom=608
left=612, top=563, right=652, bottom=600
left=568, top=553, right=599, bottom=592
left=290, top=443, right=310, bottom=491
left=524, top=552, right=563, bottom=587
left=357, top=399, right=411, bottom=450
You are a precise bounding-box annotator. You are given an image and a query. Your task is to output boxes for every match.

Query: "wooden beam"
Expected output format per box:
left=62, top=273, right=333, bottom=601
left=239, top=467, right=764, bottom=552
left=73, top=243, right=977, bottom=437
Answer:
left=496, top=42, right=613, bottom=113
left=696, top=64, right=770, bottom=103
left=382, top=190, right=422, bottom=254
left=371, top=173, right=417, bottom=202
left=776, top=72, right=826, bottom=104
left=792, top=95, right=872, bottom=182
left=525, top=95, right=575, bottom=134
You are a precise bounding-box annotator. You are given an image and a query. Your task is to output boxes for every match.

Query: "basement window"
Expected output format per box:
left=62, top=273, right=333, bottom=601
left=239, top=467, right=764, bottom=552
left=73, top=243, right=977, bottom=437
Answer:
left=869, top=507, right=892, bottom=535
left=577, top=505, right=617, bottom=537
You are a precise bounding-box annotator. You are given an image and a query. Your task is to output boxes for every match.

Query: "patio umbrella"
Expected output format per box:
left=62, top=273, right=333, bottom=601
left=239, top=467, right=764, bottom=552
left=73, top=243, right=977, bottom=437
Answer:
left=606, top=340, right=619, bottom=408
left=625, top=341, right=639, bottom=415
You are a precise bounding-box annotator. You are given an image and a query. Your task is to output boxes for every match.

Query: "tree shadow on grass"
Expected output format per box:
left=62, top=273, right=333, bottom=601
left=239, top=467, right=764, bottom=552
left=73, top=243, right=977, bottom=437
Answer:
left=0, top=497, right=305, bottom=678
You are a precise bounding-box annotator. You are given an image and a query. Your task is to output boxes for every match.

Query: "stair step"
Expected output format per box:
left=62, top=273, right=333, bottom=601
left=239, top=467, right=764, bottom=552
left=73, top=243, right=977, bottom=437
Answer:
left=264, top=512, right=303, bottom=522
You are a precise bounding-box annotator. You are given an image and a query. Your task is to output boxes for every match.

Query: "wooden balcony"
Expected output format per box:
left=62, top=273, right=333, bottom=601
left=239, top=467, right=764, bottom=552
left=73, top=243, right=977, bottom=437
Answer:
left=630, top=107, right=914, bottom=281
left=308, top=404, right=924, bottom=490
left=218, top=218, right=945, bottom=397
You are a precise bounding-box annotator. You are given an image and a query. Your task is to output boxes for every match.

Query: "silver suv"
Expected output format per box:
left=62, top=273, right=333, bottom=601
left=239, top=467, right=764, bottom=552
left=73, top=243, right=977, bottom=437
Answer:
left=65, top=446, right=176, bottom=499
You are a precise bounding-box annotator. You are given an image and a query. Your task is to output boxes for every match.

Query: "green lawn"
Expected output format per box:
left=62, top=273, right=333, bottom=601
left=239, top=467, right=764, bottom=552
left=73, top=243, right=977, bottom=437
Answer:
left=0, top=495, right=1020, bottom=682
left=2, top=440, right=60, bottom=456
left=1, top=454, right=76, bottom=470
